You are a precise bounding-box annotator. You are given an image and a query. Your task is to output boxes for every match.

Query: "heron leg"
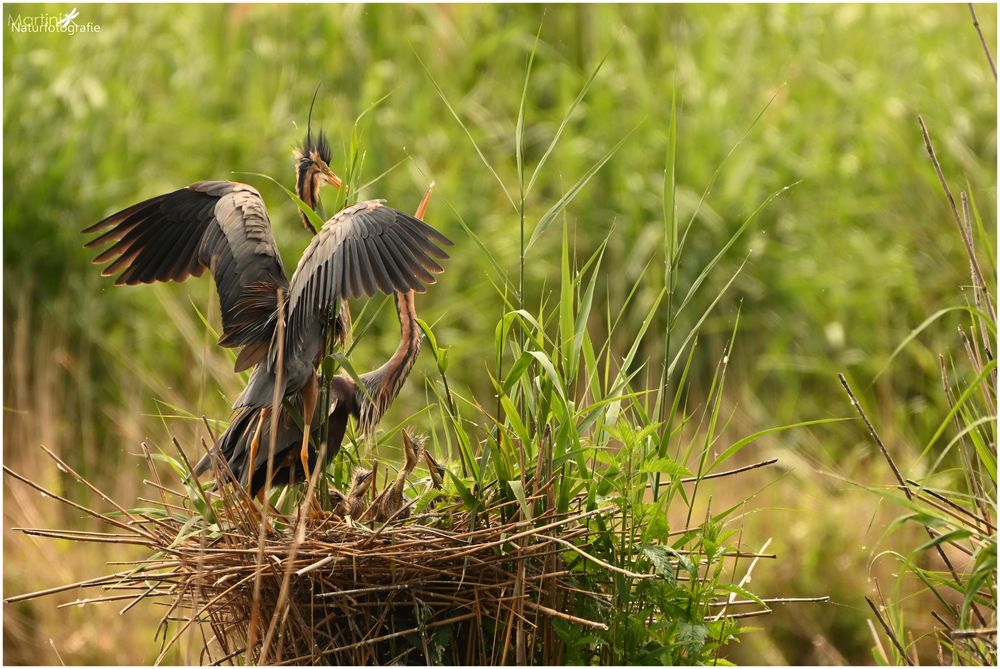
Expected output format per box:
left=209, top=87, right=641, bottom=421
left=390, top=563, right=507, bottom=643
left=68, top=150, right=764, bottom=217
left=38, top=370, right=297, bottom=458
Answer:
left=299, top=371, right=319, bottom=483
left=245, top=408, right=269, bottom=496
left=254, top=486, right=275, bottom=533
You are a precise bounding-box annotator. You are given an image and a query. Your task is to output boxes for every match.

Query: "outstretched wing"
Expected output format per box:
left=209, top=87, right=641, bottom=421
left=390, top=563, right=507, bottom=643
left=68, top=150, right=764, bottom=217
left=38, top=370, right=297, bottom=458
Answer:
left=282, top=199, right=453, bottom=366
left=84, top=181, right=289, bottom=370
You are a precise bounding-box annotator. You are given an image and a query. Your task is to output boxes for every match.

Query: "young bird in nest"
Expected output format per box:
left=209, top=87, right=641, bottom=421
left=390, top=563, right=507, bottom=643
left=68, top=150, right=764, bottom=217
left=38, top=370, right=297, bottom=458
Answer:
left=372, top=430, right=424, bottom=522
left=423, top=448, right=445, bottom=490
left=336, top=468, right=375, bottom=520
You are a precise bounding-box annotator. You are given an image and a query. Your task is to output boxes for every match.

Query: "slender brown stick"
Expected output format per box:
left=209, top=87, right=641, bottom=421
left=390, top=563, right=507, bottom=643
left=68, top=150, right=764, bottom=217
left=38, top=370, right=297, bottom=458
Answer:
left=906, top=478, right=996, bottom=531
left=251, top=286, right=287, bottom=663
left=838, top=374, right=908, bottom=494
left=2, top=465, right=146, bottom=538
left=968, top=4, right=997, bottom=79
left=653, top=458, right=779, bottom=486
left=708, top=596, right=830, bottom=607
left=840, top=373, right=988, bottom=627
left=917, top=116, right=995, bottom=323
left=866, top=596, right=914, bottom=665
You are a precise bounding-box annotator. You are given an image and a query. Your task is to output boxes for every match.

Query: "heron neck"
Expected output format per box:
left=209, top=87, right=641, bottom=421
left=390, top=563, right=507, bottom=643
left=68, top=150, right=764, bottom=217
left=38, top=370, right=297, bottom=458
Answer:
left=355, top=290, right=422, bottom=434
left=295, top=166, right=321, bottom=232
left=371, top=290, right=421, bottom=393
left=390, top=290, right=420, bottom=369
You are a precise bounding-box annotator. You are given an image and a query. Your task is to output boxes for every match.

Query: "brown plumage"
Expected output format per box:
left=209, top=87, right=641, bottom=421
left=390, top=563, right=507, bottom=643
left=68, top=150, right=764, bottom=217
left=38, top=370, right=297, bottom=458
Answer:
left=83, top=181, right=288, bottom=371
left=372, top=430, right=423, bottom=522
left=218, top=188, right=440, bottom=498
left=337, top=468, right=375, bottom=519
left=85, top=134, right=452, bottom=493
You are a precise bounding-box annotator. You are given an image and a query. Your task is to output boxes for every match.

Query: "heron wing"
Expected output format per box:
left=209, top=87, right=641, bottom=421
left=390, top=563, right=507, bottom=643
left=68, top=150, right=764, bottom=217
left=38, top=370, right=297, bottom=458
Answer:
left=281, top=199, right=452, bottom=366
left=84, top=181, right=289, bottom=370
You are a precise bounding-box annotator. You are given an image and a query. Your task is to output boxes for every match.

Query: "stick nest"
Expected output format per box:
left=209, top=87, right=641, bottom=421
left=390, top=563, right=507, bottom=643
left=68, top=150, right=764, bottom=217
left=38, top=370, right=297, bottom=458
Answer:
left=6, top=443, right=645, bottom=665
left=168, top=496, right=623, bottom=665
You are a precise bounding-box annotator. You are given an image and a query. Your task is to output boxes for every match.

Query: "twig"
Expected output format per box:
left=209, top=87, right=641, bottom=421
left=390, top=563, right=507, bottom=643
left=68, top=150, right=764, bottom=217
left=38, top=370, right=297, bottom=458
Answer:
left=951, top=628, right=998, bottom=639
left=968, top=4, right=997, bottom=79
left=906, top=479, right=996, bottom=531
left=2, top=465, right=146, bottom=538
left=4, top=569, right=140, bottom=604
left=537, top=534, right=653, bottom=580
left=712, top=538, right=772, bottom=621
left=842, top=373, right=988, bottom=627
left=252, top=286, right=287, bottom=664
left=655, top=458, right=779, bottom=486
left=708, top=596, right=829, bottom=607
left=917, top=116, right=995, bottom=323
left=866, top=596, right=914, bottom=665
left=524, top=600, right=608, bottom=630
left=48, top=639, right=65, bottom=666
left=838, top=374, right=909, bottom=494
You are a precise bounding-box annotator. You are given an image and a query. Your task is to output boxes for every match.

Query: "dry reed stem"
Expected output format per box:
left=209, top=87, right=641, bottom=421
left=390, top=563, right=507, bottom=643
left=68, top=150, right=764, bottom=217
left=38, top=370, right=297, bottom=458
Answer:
left=866, top=595, right=914, bottom=665
left=967, top=4, right=997, bottom=79
left=840, top=373, right=989, bottom=628
left=917, top=116, right=995, bottom=323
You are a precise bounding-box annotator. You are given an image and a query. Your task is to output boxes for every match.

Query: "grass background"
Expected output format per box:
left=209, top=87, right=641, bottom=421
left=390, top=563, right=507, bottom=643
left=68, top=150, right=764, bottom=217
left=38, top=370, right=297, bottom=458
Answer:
left=3, top=3, right=996, bottom=664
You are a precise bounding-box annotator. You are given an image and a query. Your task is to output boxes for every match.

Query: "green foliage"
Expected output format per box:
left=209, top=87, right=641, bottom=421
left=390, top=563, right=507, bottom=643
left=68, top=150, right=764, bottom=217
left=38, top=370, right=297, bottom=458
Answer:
left=854, top=122, right=997, bottom=665
left=3, top=3, right=997, bottom=665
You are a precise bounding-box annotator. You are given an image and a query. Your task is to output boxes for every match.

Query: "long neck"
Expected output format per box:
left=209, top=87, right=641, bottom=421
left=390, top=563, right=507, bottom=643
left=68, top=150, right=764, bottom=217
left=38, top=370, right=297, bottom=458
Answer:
left=295, top=162, right=320, bottom=234
left=356, top=290, right=422, bottom=434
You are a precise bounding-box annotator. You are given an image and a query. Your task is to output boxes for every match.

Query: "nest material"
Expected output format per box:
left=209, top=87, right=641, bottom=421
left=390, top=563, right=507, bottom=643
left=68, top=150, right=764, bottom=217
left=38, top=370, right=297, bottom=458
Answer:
left=174, top=501, right=620, bottom=666
left=5, top=443, right=797, bottom=665
left=5, top=444, right=644, bottom=665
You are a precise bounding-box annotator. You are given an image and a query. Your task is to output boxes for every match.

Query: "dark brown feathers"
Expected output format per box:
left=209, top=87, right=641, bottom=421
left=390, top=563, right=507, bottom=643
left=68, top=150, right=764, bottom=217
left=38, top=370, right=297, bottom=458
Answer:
left=84, top=181, right=289, bottom=360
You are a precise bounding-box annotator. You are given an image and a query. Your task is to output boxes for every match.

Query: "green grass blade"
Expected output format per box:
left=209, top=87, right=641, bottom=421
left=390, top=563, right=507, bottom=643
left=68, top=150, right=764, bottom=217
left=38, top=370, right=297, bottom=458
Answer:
left=525, top=121, right=642, bottom=252
left=872, top=306, right=995, bottom=383
left=526, top=53, right=609, bottom=196
left=707, top=417, right=855, bottom=474
left=415, top=51, right=516, bottom=211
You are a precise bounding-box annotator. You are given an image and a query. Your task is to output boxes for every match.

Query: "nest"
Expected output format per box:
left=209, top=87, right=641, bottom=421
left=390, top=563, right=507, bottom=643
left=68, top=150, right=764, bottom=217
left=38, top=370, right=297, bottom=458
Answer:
left=167, top=501, right=631, bottom=665
left=4, top=443, right=650, bottom=665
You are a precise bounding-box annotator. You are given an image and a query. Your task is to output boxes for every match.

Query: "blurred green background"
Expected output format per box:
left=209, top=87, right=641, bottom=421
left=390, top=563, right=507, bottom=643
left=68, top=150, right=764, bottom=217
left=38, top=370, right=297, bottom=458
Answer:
left=3, top=3, right=996, bottom=665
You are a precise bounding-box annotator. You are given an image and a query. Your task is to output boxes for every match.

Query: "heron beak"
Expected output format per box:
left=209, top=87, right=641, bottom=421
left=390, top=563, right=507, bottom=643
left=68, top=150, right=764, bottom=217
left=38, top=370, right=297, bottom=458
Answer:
left=324, top=169, right=344, bottom=191
left=423, top=450, right=444, bottom=485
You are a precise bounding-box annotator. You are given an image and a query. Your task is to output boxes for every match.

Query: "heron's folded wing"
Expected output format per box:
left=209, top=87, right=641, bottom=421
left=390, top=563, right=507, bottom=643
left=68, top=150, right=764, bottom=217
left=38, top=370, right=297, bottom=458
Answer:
left=84, top=181, right=289, bottom=370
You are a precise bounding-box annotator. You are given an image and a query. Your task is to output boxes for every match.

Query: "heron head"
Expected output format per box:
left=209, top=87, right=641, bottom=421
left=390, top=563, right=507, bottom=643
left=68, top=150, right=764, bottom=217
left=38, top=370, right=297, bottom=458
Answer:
left=296, top=129, right=342, bottom=192
left=401, top=429, right=425, bottom=472
left=294, top=128, right=342, bottom=234
left=327, top=376, right=357, bottom=415
left=349, top=467, right=375, bottom=497
left=327, top=488, right=346, bottom=509
left=423, top=449, right=445, bottom=488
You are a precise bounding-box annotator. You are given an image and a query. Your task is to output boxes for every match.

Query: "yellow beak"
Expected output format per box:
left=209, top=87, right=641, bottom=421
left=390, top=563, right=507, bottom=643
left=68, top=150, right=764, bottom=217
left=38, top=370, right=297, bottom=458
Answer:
left=325, top=170, right=344, bottom=190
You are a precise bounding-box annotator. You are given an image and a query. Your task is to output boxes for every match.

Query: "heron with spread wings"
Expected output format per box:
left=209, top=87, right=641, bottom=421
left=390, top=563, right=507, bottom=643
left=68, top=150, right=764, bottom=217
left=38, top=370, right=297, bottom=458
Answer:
left=205, top=187, right=438, bottom=498
left=84, top=126, right=452, bottom=498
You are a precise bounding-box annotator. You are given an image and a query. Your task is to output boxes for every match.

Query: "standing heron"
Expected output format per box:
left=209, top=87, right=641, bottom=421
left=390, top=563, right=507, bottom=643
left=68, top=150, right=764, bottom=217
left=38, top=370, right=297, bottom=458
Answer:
left=84, top=128, right=452, bottom=494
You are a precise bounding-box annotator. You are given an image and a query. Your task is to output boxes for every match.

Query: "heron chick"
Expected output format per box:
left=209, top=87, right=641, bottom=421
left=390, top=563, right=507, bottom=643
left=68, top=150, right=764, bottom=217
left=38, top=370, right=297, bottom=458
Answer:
left=337, top=468, right=375, bottom=520
left=372, top=430, right=424, bottom=522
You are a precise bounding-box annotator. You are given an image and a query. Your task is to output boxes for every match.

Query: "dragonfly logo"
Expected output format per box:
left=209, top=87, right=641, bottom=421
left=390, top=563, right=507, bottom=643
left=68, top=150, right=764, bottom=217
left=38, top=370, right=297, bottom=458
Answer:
left=7, top=6, right=100, bottom=35
left=55, top=8, right=79, bottom=29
